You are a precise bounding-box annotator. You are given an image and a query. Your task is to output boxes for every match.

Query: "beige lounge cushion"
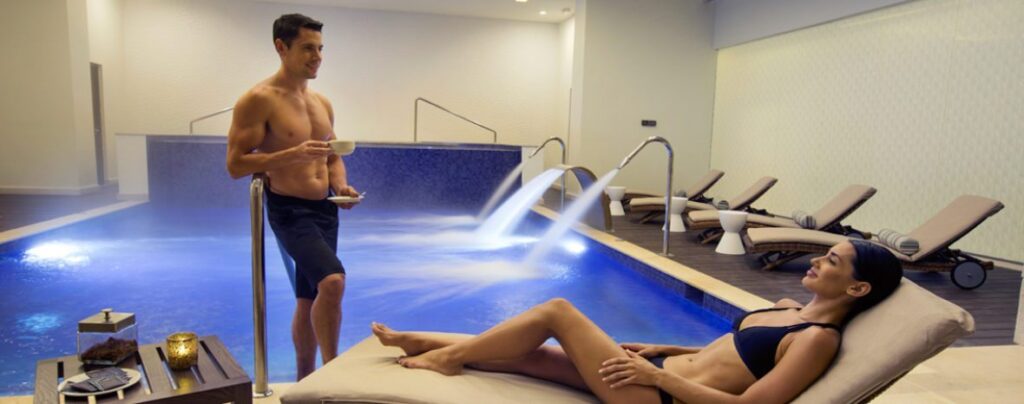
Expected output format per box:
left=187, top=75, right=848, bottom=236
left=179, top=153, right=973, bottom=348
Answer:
left=793, top=279, right=974, bottom=403
left=283, top=282, right=970, bottom=404
left=280, top=333, right=598, bottom=404
left=683, top=169, right=724, bottom=199
left=810, top=184, right=876, bottom=227
left=728, top=176, right=778, bottom=209
left=905, top=195, right=1003, bottom=261
left=747, top=227, right=850, bottom=246
left=688, top=211, right=799, bottom=229
left=630, top=197, right=717, bottom=212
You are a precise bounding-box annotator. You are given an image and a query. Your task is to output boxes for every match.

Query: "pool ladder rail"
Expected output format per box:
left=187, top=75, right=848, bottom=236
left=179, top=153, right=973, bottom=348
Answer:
left=189, top=107, right=233, bottom=135
left=413, top=97, right=497, bottom=144
left=249, top=174, right=272, bottom=398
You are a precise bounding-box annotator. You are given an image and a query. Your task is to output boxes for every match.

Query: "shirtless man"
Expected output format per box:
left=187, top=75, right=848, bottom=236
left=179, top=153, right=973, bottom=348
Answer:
left=226, top=13, right=358, bottom=380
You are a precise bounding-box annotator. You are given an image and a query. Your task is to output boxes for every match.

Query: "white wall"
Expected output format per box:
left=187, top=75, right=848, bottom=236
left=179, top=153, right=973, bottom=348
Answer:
left=712, top=0, right=909, bottom=48
left=87, top=0, right=126, bottom=182
left=711, top=0, right=1024, bottom=260
left=118, top=0, right=562, bottom=148
left=0, top=0, right=97, bottom=193
left=575, top=0, right=717, bottom=194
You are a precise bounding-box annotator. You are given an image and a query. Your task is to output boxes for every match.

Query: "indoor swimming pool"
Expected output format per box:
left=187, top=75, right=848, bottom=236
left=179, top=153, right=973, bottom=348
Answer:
left=0, top=203, right=733, bottom=395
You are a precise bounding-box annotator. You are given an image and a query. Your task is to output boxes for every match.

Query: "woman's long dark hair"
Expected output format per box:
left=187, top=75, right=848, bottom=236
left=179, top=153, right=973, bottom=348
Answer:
left=845, top=240, right=903, bottom=322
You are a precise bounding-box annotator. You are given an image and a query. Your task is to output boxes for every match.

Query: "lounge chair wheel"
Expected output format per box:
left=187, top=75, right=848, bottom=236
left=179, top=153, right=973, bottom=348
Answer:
left=950, top=261, right=986, bottom=290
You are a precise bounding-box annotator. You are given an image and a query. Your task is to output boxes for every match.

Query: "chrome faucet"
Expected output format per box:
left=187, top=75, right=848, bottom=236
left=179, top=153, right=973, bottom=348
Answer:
left=529, top=137, right=567, bottom=210
left=618, top=136, right=674, bottom=256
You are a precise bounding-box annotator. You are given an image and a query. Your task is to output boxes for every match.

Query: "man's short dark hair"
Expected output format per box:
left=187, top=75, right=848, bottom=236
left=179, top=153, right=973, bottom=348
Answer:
left=273, top=13, right=323, bottom=47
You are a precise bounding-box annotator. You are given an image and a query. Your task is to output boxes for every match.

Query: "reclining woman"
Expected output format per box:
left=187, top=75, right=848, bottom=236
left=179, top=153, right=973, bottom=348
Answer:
left=371, top=240, right=902, bottom=404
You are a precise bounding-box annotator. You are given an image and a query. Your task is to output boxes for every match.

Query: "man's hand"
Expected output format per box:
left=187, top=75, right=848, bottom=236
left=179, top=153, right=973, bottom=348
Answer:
left=288, top=140, right=333, bottom=163
left=333, top=184, right=359, bottom=210
left=600, top=350, right=663, bottom=389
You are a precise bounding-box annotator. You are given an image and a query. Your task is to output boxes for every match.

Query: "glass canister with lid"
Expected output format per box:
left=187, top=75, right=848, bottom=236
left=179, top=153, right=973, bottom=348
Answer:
left=77, top=308, right=138, bottom=365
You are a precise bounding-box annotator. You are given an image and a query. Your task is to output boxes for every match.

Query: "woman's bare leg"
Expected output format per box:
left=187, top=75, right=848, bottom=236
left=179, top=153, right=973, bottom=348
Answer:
left=394, top=298, right=660, bottom=404
left=372, top=322, right=587, bottom=390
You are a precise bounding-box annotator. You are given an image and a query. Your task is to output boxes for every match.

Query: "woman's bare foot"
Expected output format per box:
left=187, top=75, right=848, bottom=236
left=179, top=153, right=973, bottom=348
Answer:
left=371, top=322, right=432, bottom=356
left=397, top=349, right=463, bottom=376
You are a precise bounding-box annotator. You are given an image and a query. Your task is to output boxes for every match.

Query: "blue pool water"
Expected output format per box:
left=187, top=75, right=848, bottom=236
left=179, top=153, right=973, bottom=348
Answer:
left=0, top=204, right=731, bottom=395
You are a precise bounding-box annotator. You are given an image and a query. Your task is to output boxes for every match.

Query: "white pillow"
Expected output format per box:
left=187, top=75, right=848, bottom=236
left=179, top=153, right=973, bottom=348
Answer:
left=791, top=210, right=817, bottom=229
left=876, top=228, right=920, bottom=255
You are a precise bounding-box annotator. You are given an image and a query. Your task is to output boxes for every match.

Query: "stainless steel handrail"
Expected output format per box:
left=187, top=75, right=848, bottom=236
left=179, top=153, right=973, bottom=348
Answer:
left=189, top=107, right=234, bottom=135
left=249, top=174, right=273, bottom=398
left=413, top=98, right=497, bottom=143
left=618, top=136, right=674, bottom=256
left=528, top=137, right=567, bottom=210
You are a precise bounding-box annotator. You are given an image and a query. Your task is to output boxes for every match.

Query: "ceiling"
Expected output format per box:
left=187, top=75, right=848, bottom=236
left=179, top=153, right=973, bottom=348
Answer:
left=247, top=0, right=576, bottom=23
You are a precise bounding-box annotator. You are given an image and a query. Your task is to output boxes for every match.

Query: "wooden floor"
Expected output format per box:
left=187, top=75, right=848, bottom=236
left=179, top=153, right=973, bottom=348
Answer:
left=608, top=214, right=1021, bottom=346
left=0, top=186, right=120, bottom=232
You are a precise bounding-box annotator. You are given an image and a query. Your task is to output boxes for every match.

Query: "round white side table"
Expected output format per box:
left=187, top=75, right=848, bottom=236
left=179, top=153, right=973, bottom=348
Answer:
left=606, top=186, right=626, bottom=216
left=662, top=196, right=688, bottom=233
left=715, top=210, right=748, bottom=255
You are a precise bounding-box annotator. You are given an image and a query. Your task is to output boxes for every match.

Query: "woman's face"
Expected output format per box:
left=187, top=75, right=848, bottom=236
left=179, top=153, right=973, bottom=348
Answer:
left=802, top=241, right=869, bottom=299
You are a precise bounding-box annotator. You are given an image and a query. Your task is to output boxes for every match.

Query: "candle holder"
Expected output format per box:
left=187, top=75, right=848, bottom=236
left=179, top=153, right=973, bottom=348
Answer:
left=166, top=332, right=199, bottom=370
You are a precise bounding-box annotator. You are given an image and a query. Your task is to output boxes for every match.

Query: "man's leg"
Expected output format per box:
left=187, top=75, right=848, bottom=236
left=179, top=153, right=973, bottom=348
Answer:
left=293, top=298, right=317, bottom=380
left=312, top=273, right=345, bottom=364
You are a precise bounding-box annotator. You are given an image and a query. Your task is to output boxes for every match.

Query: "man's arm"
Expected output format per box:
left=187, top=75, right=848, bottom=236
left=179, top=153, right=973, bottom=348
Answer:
left=226, top=91, right=331, bottom=179
left=320, top=94, right=356, bottom=196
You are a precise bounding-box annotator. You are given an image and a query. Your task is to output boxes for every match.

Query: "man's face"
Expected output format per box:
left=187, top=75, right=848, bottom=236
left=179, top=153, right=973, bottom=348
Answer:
left=278, top=28, right=323, bottom=79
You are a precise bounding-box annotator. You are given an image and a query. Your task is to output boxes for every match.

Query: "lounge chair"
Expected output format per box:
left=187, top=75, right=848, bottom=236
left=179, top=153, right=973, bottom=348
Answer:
left=622, top=169, right=724, bottom=208
left=630, top=176, right=777, bottom=223
left=687, top=184, right=876, bottom=244
left=279, top=279, right=974, bottom=404
left=746, top=195, right=1004, bottom=289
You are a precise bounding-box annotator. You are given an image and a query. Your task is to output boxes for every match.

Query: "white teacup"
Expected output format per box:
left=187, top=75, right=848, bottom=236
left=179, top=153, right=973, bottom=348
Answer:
left=328, top=140, right=356, bottom=156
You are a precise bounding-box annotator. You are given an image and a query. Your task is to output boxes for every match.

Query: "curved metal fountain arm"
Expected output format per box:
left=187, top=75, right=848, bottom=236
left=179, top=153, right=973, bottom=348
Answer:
left=413, top=97, right=498, bottom=143
left=528, top=136, right=566, bottom=159
left=528, top=137, right=568, bottom=211
left=616, top=136, right=674, bottom=256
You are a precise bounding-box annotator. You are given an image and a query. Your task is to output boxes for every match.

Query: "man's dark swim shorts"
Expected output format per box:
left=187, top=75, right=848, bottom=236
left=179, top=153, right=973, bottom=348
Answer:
left=266, top=189, right=345, bottom=300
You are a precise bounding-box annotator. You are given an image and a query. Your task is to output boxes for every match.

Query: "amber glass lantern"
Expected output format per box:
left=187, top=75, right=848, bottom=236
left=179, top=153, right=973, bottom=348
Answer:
left=165, top=332, right=199, bottom=370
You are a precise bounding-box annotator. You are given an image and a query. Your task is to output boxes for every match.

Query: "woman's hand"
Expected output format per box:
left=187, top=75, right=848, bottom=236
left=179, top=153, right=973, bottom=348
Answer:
left=599, top=350, right=663, bottom=389
left=620, top=342, right=664, bottom=358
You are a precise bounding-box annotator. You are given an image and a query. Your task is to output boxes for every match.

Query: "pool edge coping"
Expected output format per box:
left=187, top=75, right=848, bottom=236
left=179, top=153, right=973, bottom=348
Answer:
left=0, top=200, right=147, bottom=245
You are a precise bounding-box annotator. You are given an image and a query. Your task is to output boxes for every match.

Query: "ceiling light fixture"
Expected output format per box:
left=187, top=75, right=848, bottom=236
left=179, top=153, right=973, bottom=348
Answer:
left=539, top=10, right=547, bottom=15
left=515, top=0, right=528, bottom=3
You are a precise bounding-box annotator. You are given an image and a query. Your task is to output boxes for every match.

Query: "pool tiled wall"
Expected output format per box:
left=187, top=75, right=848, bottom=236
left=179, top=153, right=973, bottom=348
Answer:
left=146, top=137, right=521, bottom=212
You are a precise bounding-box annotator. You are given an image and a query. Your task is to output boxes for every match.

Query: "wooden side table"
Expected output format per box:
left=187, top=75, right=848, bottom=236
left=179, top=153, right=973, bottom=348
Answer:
left=35, top=335, right=252, bottom=403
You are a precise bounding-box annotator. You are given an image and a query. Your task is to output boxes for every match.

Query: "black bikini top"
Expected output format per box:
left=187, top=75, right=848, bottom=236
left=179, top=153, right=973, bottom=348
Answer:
left=732, top=307, right=840, bottom=379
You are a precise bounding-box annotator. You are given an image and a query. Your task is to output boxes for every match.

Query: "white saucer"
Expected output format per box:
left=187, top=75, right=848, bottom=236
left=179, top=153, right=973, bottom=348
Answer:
left=328, top=195, right=364, bottom=204
left=58, top=368, right=142, bottom=397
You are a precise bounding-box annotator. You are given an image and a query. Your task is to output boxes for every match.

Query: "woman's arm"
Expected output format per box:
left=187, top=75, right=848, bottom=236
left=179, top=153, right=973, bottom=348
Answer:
left=603, top=327, right=839, bottom=404
left=620, top=343, right=701, bottom=357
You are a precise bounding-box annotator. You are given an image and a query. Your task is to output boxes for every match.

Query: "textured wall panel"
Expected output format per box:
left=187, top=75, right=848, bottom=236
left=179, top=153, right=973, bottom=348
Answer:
left=712, top=0, right=1023, bottom=260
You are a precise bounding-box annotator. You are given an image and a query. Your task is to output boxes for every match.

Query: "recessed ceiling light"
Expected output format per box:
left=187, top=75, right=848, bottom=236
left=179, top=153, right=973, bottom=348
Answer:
left=515, top=0, right=528, bottom=3
left=539, top=10, right=547, bottom=15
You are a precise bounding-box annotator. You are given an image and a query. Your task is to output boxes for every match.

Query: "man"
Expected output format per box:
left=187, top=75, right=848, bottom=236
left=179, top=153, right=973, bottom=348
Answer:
left=226, top=13, right=358, bottom=380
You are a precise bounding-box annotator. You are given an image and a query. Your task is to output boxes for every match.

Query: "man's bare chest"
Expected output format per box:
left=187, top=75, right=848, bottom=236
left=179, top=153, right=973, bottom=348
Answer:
left=266, top=97, right=332, bottom=143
